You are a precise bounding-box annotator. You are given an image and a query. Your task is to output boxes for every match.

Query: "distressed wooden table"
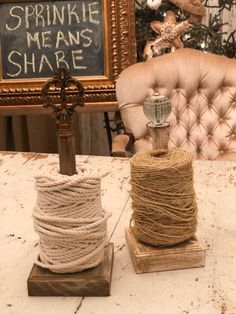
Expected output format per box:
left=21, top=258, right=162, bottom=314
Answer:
left=0, top=152, right=236, bottom=314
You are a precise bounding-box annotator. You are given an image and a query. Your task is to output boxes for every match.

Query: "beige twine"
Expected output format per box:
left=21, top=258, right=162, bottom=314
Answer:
left=130, top=148, right=198, bottom=246
left=33, top=167, right=110, bottom=273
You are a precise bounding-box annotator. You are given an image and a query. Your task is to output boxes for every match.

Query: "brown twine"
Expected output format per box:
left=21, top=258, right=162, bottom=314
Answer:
left=130, top=148, right=198, bottom=247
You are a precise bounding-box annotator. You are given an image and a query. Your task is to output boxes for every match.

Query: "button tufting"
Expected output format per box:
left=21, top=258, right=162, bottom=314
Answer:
left=118, top=49, right=236, bottom=162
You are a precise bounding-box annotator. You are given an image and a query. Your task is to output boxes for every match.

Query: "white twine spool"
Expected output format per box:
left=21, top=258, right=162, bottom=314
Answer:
left=33, top=167, right=110, bottom=273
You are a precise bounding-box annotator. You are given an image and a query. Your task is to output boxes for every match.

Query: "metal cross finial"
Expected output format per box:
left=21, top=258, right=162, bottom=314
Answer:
left=42, top=67, right=84, bottom=176
left=42, top=67, right=84, bottom=122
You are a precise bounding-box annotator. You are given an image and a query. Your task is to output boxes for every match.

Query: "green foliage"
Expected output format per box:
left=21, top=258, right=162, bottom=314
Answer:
left=136, top=0, right=236, bottom=60
left=136, top=2, right=185, bottom=60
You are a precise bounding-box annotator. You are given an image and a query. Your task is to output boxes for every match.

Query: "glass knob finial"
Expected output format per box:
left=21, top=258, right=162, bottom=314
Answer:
left=143, top=93, right=171, bottom=126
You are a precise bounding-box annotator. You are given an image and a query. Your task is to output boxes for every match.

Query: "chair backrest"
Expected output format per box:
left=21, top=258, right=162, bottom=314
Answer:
left=116, top=48, right=236, bottom=160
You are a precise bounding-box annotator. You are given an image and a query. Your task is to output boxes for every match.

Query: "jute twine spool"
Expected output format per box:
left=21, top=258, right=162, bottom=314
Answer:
left=33, top=167, right=110, bottom=273
left=130, top=148, right=198, bottom=246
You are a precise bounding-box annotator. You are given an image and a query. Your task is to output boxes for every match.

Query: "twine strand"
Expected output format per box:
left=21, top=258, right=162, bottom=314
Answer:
left=130, top=149, right=198, bottom=246
left=33, top=168, right=110, bottom=273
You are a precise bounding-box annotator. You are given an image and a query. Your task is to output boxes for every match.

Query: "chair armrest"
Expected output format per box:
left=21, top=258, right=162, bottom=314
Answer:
left=111, top=133, right=134, bottom=157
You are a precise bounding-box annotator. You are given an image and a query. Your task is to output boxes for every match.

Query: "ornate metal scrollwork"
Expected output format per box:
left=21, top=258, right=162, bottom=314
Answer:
left=42, top=67, right=84, bottom=125
left=41, top=68, right=84, bottom=176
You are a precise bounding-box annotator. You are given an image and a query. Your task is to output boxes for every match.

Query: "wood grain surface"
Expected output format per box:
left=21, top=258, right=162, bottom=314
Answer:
left=125, top=227, right=205, bottom=274
left=27, top=243, right=114, bottom=297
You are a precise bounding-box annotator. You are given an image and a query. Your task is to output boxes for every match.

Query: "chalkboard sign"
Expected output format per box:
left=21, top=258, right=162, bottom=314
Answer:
left=0, top=0, right=104, bottom=79
left=0, top=0, right=136, bottom=111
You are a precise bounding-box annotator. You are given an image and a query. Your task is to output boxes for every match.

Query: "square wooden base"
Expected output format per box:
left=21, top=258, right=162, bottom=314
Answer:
left=27, top=243, right=114, bottom=296
left=125, top=227, right=206, bottom=274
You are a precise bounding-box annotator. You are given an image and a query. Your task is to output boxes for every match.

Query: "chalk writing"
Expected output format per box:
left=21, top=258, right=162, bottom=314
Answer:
left=0, top=0, right=104, bottom=79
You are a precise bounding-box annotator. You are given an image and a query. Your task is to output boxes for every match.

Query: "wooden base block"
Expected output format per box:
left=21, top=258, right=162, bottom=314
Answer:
left=27, top=243, right=114, bottom=296
left=125, top=227, right=206, bottom=274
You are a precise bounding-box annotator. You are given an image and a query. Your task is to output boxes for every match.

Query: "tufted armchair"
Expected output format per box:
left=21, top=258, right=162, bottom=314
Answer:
left=112, top=48, right=236, bottom=160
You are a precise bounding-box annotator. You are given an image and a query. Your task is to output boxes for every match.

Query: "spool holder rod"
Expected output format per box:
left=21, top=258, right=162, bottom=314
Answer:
left=42, top=68, right=84, bottom=176
left=147, top=121, right=170, bottom=150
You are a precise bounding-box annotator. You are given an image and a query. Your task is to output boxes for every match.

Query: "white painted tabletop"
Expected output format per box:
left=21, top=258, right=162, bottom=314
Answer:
left=0, top=152, right=235, bottom=314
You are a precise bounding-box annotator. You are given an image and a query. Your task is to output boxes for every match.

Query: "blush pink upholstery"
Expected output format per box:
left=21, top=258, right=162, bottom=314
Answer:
left=116, top=48, right=236, bottom=160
